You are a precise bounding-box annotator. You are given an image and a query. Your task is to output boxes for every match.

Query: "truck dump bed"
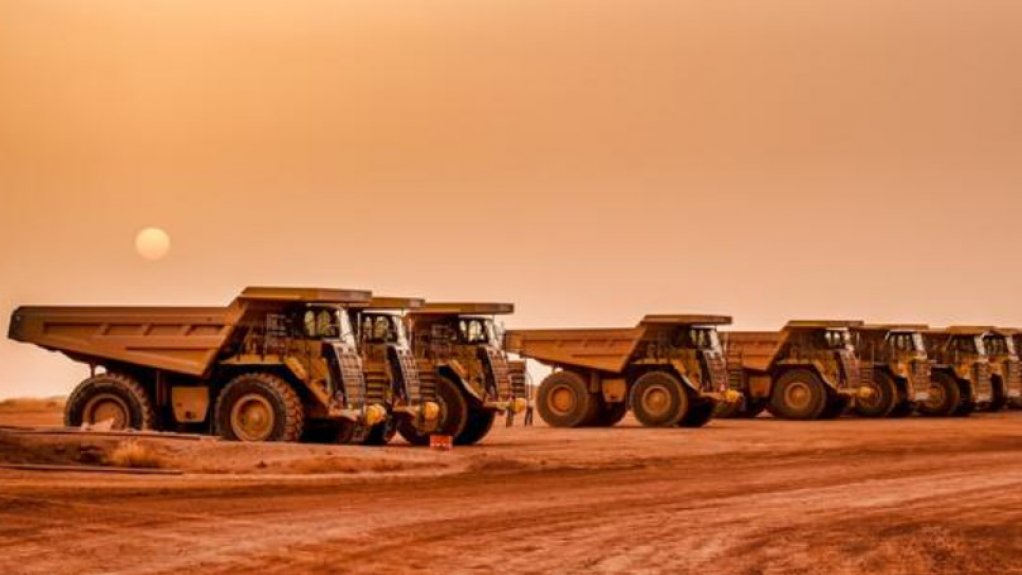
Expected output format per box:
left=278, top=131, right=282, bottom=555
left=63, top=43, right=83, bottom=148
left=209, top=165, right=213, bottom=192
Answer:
left=723, top=331, right=786, bottom=372
left=504, top=327, right=646, bottom=373
left=8, top=305, right=243, bottom=377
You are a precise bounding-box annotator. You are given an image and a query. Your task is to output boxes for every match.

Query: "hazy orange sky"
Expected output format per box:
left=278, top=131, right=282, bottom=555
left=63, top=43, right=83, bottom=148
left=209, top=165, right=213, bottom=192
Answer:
left=2, top=1, right=1022, bottom=398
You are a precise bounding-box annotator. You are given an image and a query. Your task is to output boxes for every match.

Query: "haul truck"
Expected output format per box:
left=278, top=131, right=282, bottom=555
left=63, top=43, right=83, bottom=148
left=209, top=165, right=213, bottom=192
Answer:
left=505, top=315, right=739, bottom=428
left=966, top=327, right=1021, bottom=411
left=851, top=324, right=935, bottom=417
left=721, top=321, right=872, bottom=420
left=1005, top=330, right=1022, bottom=408
left=347, top=297, right=440, bottom=445
left=399, top=302, right=529, bottom=446
left=7, top=287, right=438, bottom=443
left=920, top=327, right=993, bottom=416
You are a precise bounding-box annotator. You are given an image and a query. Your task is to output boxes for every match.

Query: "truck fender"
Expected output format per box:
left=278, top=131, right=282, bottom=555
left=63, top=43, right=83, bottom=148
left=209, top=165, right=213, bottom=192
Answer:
left=438, top=365, right=483, bottom=403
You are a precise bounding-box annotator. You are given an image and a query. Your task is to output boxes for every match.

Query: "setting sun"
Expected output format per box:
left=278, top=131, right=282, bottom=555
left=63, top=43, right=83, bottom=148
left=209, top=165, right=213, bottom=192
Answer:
left=134, top=227, right=170, bottom=261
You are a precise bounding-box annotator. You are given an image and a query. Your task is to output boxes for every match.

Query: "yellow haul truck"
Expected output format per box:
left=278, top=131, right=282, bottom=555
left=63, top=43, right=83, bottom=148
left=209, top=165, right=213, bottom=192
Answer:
left=7, top=287, right=438, bottom=443
left=506, top=315, right=738, bottom=428
left=1005, top=330, right=1022, bottom=408
left=400, top=302, right=529, bottom=446
left=966, top=327, right=1021, bottom=412
left=920, top=327, right=993, bottom=416
left=851, top=324, right=935, bottom=418
left=347, top=297, right=439, bottom=445
left=722, top=321, right=872, bottom=420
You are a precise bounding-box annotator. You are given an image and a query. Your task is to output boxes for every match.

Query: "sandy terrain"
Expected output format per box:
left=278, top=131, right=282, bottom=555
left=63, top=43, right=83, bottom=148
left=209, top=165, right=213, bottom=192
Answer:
left=1, top=403, right=1021, bottom=575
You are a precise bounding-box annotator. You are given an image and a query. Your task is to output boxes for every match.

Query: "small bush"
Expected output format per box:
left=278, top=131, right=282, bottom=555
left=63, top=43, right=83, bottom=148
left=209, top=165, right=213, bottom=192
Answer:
left=107, top=440, right=163, bottom=469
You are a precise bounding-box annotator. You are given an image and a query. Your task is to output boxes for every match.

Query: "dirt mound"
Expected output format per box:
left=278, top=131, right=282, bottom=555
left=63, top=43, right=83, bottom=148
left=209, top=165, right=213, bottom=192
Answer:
left=0, top=397, right=65, bottom=413
left=0, top=430, right=455, bottom=476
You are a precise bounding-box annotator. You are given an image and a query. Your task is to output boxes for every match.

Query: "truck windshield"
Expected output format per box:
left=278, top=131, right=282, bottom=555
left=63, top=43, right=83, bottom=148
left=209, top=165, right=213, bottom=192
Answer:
left=890, top=332, right=926, bottom=352
left=459, top=318, right=495, bottom=345
left=688, top=328, right=721, bottom=351
left=303, top=307, right=356, bottom=346
left=951, top=336, right=984, bottom=356
left=912, top=332, right=925, bottom=352
left=360, top=313, right=409, bottom=346
left=973, top=336, right=987, bottom=356
left=824, top=329, right=851, bottom=349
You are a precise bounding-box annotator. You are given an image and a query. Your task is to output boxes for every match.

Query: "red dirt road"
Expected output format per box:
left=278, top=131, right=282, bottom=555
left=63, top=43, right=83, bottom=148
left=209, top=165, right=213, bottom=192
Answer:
left=2, top=412, right=1022, bottom=574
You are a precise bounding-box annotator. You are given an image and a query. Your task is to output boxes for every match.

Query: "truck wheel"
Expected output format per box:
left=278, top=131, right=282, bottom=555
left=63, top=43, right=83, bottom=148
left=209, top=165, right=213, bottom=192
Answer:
left=398, top=376, right=468, bottom=446
left=364, top=419, right=398, bottom=445
left=456, top=408, right=497, bottom=445
left=537, top=371, right=598, bottom=428
left=768, top=369, right=826, bottom=420
left=594, top=401, right=628, bottom=427
left=65, top=373, right=156, bottom=431
left=215, top=372, right=304, bottom=442
left=629, top=371, right=688, bottom=427
left=988, top=376, right=1007, bottom=412
left=918, top=372, right=961, bottom=417
left=951, top=384, right=975, bottom=416
left=678, top=398, right=714, bottom=428
left=854, top=370, right=898, bottom=418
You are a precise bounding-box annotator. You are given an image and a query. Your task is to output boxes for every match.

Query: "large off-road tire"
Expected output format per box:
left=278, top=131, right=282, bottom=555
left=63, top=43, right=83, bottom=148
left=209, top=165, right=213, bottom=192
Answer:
left=854, top=370, right=898, bottom=418
left=629, top=371, right=689, bottom=427
left=65, top=373, right=156, bottom=431
left=456, top=408, right=497, bottom=445
left=988, top=376, right=1008, bottom=412
left=918, top=371, right=961, bottom=417
left=678, top=398, right=715, bottom=428
left=537, top=371, right=599, bottom=428
left=364, top=418, right=398, bottom=445
left=768, top=369, right=827, bottom=420
left=593, top=401, right=628, bottom=427
left=398, top=376, right=468, bottom=446
left=951, top=380, right=975, bottom=417
left=215, top=372, right=304, bottom=442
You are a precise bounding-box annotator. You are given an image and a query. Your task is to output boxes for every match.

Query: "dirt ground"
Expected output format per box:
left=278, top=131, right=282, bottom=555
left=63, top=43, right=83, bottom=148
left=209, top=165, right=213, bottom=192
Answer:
left=1, top=403, right=1021, bottom=575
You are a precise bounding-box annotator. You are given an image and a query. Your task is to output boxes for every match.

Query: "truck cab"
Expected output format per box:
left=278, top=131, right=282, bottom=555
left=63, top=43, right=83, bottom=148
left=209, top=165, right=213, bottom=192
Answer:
left=851, top=324, right=933, bottom=417
left=723, top=321, right=871, bottom=420
left=347, top=297, right=439, bottom=444
left=507, top=314, right=737, bottom=429
left=922, top=328, right=993, bottom=415
left=637, top=318, right=730, bottom=398
left=404, top=303, right=527, bottom=445
left=978, top=328, right=1020, bottom=411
